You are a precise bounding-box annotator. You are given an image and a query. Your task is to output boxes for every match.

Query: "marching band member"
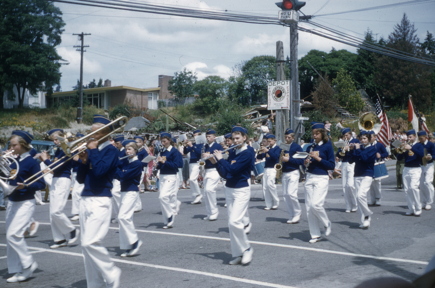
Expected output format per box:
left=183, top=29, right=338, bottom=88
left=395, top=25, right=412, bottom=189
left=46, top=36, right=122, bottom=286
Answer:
left=397, top=129, right=424, bottom=216
left=201, top=129, right=223, bottom=221
left=336, top=128, right=360, bottom=213
left=40, top=129, right=79, bottom=249
left=157, top=132, right=183, bottom=229
left=304, top=123, right=335, bottom=243
left=349, top=131, right=377, bottom=229
left=134, top=136, right=149, bottom=192
left=281, top=129, right=304, bottom=224
left=418, top=131, right=434, bottom=211
left=5, top=131, right=45, bottom=283
left=225, top=133, right=234, bottom=148
left=111, top=134, right=125, bottom=223
left=184, top=129, right=203, bottom=204
left=368, top=133, right=389, bottom=206
left=118, top=140, right=143, bottom=257
left=70, top=133, right=84, bottom=221
left=76, top=115, right=121, bottom=288
left=256, top=134, right=281, bottom=210
left=212, top=126, right=254, bottom=265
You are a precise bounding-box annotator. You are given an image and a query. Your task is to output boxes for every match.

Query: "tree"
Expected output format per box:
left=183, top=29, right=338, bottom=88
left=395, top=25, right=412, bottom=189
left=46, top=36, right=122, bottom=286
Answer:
left=228, top=56, right=277, bottom=106
left=374, top=14, right=432, bottom=111
left=332, top=69, right=365, bottom=114
left=422, top=31, right=435, bottom=56
left=311, top=76, right=336, bottom=118
left=168, top=69, right=197, bottom=101
left=0, top=0, right=65, bottom=108
left=353, top=30, right=379, bottom=99
left=193, top=76, right=228, bottom=115
left=299, top=49, right=357, bottom=101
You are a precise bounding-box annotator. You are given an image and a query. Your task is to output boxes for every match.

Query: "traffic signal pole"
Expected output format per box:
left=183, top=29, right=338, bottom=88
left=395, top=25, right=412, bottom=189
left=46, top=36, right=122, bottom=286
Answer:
left=275, top=41, right=288, bottom=143
left=289, top=21, right=299, bottom=131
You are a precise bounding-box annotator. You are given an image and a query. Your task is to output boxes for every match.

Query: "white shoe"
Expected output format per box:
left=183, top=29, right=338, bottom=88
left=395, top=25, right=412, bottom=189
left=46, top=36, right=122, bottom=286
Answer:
left=263, top=207, right=271, bottom=210
left=191, top=194, right=203, bottom=204
left=17, top=262, right=38, bottom=282
left=244, top=222, right=252, bottom=234
left=309, top=237, right=322, bottom=244
left=70, top=215, right=80, bottom=221
left=424, top=204, right=432, bottom=210
left=375, top=199, right=381, bottom=206
left=7, top=273, right=22, bottom=283
left=229, top=256, right=242, bottom=265
left=50, top=240, right=67, bottom=249
left=414, top=210, right=422, bottom=217
left=128, top=240, right=142, bottom=256
left=271, top=206, right=278, bottom=210
left=107, top=266, right=121, bottom=288
left=241, top=247, right=253, bottom=265
left=111, top=218, right=118, bottom=224
left=345, top=209, right=351, bottom=213
left=287, top=215, right=300, bottom=224
left=351, top=207, right=358, bottom=212
left=204, top=212, right=218, bottom=221
left=360, top=216, right=370, bottom=228
left=175, top=200, right=181, bottom=215
left=324, top=222, right=331, bottom=237
left=68, top=228, right=80, bottom=245
left=28, top=221, right=39, bottom=237
left=163, top=215, right=174, bottom=229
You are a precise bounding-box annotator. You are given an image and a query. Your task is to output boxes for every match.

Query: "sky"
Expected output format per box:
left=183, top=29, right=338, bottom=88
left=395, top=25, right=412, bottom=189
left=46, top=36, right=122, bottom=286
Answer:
left=54, top=0, right=435, bottom=91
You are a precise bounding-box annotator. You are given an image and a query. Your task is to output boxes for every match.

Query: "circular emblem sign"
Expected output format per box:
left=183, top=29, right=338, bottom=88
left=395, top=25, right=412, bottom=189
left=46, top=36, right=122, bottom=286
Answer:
left=272, top=86, right=286, bottom=102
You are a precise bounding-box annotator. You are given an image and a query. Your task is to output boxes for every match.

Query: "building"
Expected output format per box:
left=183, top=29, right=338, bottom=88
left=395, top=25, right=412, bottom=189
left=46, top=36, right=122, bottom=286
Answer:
left=3, top=86, right=46, bottom=109
left=47, top=75, right=175, bottom=110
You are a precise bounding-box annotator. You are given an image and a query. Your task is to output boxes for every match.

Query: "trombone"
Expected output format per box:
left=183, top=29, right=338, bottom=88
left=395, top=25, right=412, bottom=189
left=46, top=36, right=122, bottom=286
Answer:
left=0, top=116, right=128, bottom=198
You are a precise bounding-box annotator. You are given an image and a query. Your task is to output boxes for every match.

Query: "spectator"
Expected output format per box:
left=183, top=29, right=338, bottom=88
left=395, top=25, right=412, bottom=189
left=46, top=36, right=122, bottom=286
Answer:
left=336, top=120, right=344, bottom=130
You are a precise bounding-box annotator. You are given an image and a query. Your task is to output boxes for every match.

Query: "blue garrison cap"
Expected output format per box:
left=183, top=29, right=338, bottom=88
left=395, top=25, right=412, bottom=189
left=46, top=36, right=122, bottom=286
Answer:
left=285, top=128, right=294, bottom=135
left=122, top=139, right=135, bottom=147
left=134, top=136, right=144, bottom=141
left=76, top=133, right=84, bottom=138
left=160, top=132, right=171, bottom=139
left=224, top=133, right=232, bottom=139
left=113, top=135, right=124, bottom=142
left=311, top=122, right=324, bottom=130
left=12, top=130, right=34, bottom=144
left=265, top=134, right=276, bottom=139
left=341, top=128, right=351, bottom=135
left=93, top=115, right=111, bottom=126
left=232, top=126, right=247, bottom=134
left=193, top=129, right=201, bottom=134
left=47, top=129, right=63, bottom=136
left=406, top=129, right=416, bottom=136
left=206, top=129, right=216, bottom=135
left=418, top=131, right=428, bottom=136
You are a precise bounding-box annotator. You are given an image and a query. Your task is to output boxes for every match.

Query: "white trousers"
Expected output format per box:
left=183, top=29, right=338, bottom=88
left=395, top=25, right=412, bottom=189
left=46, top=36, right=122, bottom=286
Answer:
left=203, top=169, right=220, bottom=217
left=282, top=170, right=301, bottom=219
left=71, top=171, right=84, bottom=215
left=403, top=167, right=422, bottom=213
left=355, top=177, right=374, bottom=223
left=80, top=197, right=119, bottom=288
left=225, top=186, right=251, bottom=257
left=421, top=162, right=434, bottom=205
left=50, top=177, right=75, bottom=242
left=304, top=173, right=330, bottom=238
left=159, top=174, right=178, bottom=222
left=119, top=192, right=139, bottom=249
left=263, top=168, right=279, bottom=208
left=6, top=199, right=35, bottom=274
left=341, top=162, right=357, bottom=210
left=189, top=163, right=201, bottom=198
left=112, top=179, right=121, bottom=219
left=369, top=179, right=382, bottom=204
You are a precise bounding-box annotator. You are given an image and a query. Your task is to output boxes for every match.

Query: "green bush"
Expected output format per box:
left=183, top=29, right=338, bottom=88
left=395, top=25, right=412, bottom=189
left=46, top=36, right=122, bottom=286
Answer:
left=212, top=104, right=251, bottom=136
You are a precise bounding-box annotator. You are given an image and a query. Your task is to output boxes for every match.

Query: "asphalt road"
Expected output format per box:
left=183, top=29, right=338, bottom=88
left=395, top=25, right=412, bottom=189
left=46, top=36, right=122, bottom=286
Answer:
left=0, top=163, right=433, bottom=288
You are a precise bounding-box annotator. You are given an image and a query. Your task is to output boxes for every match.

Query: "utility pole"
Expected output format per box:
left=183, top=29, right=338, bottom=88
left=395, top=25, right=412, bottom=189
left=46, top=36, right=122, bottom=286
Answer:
left=73, top=32, right=91, bottom=124
left=275, top=41, right=288, bottom=143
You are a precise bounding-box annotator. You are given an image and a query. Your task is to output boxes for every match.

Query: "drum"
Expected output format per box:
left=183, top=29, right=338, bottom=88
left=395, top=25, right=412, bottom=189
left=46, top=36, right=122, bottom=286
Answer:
left=374, top=161, right=388, bottom=180
left=253, top=161, right=265, bottom=179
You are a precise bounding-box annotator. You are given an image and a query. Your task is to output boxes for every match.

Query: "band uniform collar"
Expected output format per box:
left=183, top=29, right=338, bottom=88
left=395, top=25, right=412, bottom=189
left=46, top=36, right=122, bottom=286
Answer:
left=235, top=143, right=247, bottom=155
left=129, top=156, right=138, bottom=163
left=19, top=151, right=31, bottom=161
left=166, top=145, right=173, bottom=151
left=98, top=140, right=111, bottom=151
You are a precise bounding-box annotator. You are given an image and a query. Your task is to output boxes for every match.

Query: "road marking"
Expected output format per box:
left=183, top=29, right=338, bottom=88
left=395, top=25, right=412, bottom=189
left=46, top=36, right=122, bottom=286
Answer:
left=0, top=243, right=297, bottom=288
left=0, top=221, right=428, bottom=266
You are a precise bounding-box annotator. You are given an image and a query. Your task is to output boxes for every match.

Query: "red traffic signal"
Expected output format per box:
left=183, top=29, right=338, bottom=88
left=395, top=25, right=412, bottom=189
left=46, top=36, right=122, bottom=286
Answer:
left=275, top=0, right=306, bottom=11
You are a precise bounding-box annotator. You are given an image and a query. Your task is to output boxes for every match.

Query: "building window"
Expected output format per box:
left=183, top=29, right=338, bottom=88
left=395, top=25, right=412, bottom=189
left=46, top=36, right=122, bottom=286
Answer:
left=86, top=93, right=104, bottom=108
left=148, top=92, right=158, bottom=109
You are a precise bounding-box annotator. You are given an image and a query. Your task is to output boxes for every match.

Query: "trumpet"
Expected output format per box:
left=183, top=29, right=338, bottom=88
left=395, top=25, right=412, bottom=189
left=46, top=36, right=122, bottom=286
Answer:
left=119, top=155, right=133, bottom=160
left=395, top=141, right=412, bottom=154
left=0, top=116, right=128, bottom=198
left=198, top=143, right=243, bottom=166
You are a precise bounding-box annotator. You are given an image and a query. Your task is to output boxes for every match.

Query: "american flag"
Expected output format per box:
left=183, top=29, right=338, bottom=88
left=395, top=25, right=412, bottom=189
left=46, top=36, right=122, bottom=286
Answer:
left=419, top=114, right=430, bottom=134
left=375, top=95, right=392, bottom=147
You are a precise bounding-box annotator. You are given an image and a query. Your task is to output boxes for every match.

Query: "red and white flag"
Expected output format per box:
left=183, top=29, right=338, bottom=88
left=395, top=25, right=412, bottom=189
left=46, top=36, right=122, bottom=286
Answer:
left=419, top=115, right=430, bottom=134
left=375, top=95, right=392, bottom=147
left=408, top=96, right=419, bottom=131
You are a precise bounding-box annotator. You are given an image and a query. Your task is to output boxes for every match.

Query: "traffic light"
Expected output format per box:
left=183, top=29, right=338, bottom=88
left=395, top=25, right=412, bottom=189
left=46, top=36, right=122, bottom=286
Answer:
left=275, top=0, right=306, bottom=11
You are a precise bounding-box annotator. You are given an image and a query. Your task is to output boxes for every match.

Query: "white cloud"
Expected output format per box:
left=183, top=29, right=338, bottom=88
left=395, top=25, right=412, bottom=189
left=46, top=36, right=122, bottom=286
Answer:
left=182, top=62, right=232, bottom=80
left=57, top=47, right=102, bottom=74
